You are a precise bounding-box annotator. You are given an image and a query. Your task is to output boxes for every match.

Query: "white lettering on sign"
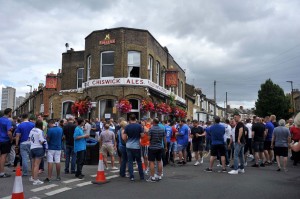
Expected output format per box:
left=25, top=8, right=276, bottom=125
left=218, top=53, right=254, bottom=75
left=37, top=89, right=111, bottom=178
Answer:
left=82, top=78, right=186, bottom=104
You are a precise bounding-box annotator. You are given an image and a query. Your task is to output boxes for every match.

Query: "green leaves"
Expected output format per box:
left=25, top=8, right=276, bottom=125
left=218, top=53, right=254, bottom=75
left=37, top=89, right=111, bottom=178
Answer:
left=255, top=79, right=292, bottom=120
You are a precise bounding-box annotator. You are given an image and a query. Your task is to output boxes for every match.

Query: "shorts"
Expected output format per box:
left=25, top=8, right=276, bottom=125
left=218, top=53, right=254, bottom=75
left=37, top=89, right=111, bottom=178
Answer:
left=0, top=141, right=11, bottom=155
left=100, top=144, right=114, bottom=156
left=141, top=145, right=149, bottom=157
left=274, top=147, right=288, bottom=157
left=192, top=142, right=204, bottom=152
left=31, top=148, right=45, bottom=159
left=253, top=141, right=264, bottom=152
left=177, top=144, right=187, bottom=152
left=47, top=150, right=61, bottom=163
left=211, top=144, right=226, bottom=156
left=148, top=148, right=163, bottom=162
left=264, top=141, right=272, bottom=150
left=170, top=141, right=177, bottom=152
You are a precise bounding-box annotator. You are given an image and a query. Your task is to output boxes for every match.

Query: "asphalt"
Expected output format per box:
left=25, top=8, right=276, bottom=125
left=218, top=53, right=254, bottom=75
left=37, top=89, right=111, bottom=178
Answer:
left=1, top=156, right=299, bottom=199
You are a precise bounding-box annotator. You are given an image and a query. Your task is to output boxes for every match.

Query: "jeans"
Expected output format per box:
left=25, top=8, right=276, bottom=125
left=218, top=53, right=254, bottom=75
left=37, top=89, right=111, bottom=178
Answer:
left=126, top=148, right=144, bottom=179
left=8, top=145, right=16, bottom=165
left=65, top=145, right=76, bottom=173
left=76, top=150, right=86, bottom=176
left=20, top=143, right=32, bottom=176
left=234, top=143, right=245, bottom=170
left=119, top=146, right=127, bottom=177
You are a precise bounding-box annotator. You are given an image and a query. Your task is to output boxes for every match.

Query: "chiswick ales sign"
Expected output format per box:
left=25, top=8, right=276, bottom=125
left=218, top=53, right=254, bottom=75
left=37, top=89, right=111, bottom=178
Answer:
left=99, top=34, right=115, bottom=45
left=83, top=78, right=186, bottom=104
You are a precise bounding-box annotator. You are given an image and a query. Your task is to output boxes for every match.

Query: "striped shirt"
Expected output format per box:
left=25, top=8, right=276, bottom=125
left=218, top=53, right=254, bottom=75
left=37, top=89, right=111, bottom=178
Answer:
left=148, top=125, right=166, bottom=150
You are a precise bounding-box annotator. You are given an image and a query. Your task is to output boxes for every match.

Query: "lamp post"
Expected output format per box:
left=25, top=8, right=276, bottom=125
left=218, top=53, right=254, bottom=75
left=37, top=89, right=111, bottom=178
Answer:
left=286, top=81, right=294, bottom=114
left=27, top=85, right=32, bottom=112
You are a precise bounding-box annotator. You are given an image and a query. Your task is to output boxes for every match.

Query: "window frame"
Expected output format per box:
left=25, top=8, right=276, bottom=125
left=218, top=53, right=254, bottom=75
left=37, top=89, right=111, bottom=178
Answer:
left=100, top=51, right=115, bottom=78
left=77, top=67, right=84, bottom=89
left=156, top=61, right=160, bottom=85
left=87, top=55, right=91, bottom=81
left=127, top=51, right=141, bottom=78
left=148, top=55, right=153, bottom=81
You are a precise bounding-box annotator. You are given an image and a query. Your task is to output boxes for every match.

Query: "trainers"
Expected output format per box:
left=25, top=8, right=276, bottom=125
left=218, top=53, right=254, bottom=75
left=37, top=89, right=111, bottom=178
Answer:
left=177, top=161, right=183, bottom=165
left=244, top=162, right=247, bottom=166
left=77, top=174, right=85, bottom=179
left=111, top=166, right=118, bottom=170
left=238, top=169, right=245, bottom=173
left=204, top=168, right=212, bottom=172
left=146, top=177, right=156, bottom=183
left=130, top=177, right=135, bottom=182
left=200, top=158, right=204, bottom=164
left=44, top=178, right=51, bottom=183
left=56, top=176, right=61, bottom=181
left=29, top=176, right=34, bottom=182
left=276, top=168, right=281, bottom=172
left=216, top=164, right=222, bottom=167
left=194, top=161, right=200, bottom=166
left=33, top=179, right=44, bottom=185
left=221, top=168, right=227, bottom=173
left=260, top=163, right=265, bottom=167
left=252, top=164, right=259, bottom=167
left=156, top=175, right=162, bottom=181
left=0, top=173, right=11, bottom=178
left=228, top=170, right=238, bottom=174
left=144, top=168, right=149, bottom=175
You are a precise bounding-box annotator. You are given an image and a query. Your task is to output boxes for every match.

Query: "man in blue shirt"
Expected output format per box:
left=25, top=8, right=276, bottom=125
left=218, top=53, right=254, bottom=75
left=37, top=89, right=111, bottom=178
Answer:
left=264, top=116, right=275, bottom=165
left=164, top=120, right=172, bottom=165
left=45, top=119, right=63, bottom=182
left=0, top=108, right=13, bottom=178
left=15, top=113, right=35, bottom=177
left=176, top=119, right=189, bottom=165
left=204, top=116, right=227, bottom=173
left=123, top=114, right=144, bottom=181
left=74, top=118, right=89, bottom=179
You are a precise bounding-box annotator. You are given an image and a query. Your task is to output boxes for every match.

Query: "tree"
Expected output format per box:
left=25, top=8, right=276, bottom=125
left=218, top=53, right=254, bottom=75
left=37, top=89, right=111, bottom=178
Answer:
left=255, top=79, right=292, bottom=120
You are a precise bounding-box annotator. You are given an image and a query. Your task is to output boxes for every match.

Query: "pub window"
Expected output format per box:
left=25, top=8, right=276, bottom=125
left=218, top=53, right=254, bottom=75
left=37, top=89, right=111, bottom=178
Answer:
left=156, top=61, right=160, bottom=85
left=162, top=66, right=166, bottom=88
left=181, top=81, right=184, bottom=97
left=87, top=55, right=91, bottom=81
left=128, top=51, right=141, bottom=78
left=148, top=55, right=153, bottom=81
left=101, top=51, right=114, bottom=77
left=77, top=68, right=84, bottom=88
left=99, top=99, right=115, bottom=119
left=62, top=101, right=74, bottom=119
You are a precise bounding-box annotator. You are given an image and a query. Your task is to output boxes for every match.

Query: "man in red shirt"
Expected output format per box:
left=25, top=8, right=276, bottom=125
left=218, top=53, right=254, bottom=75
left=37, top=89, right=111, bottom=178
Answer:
left=290, top=124, right=300, bottom=166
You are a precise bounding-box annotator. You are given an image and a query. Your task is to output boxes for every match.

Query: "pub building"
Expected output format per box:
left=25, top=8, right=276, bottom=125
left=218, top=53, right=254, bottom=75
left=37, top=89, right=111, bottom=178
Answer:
left=49, top=27, right=186, bottom=120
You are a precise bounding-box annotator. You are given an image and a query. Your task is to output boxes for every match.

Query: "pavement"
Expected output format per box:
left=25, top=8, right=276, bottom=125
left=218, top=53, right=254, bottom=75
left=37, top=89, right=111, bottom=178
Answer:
left=1, top=157, right=300, bottom=199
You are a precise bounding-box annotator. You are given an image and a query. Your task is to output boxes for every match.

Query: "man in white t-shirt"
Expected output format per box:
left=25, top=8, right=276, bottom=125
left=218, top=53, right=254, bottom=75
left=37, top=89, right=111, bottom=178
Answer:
left=228, top=119, right=236, bottom=167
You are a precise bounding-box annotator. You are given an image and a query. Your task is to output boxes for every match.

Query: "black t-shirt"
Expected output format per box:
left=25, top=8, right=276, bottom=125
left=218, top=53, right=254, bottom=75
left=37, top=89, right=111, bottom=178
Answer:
left=63, top=122, right=77, bottom=146
left=191, top=126, right=204, bottom=143
left=272, top=122, right=279, bottom=128
left=235, top=122, right=246, bottom=144
left=252, top=123, right=266, bottom=142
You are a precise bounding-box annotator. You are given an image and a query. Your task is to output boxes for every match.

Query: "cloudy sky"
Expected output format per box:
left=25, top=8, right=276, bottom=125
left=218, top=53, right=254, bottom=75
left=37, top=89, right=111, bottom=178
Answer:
left=1, top=0, right=299, bottom=109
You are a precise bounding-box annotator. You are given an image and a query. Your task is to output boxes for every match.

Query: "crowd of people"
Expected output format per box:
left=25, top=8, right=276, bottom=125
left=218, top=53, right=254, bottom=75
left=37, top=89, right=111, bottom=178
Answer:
left=0, top=107, right=300, bottom=185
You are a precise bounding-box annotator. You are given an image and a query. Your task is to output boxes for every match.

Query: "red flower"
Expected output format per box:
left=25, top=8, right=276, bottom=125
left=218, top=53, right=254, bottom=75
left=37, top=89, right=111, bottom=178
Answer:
left=140, top=99, right=155, bottom=113
left=71, top=99, right=91, bottom=116
left=156, top=102, right=172, bottom=115
left=116, top=99, right=132, bottom=113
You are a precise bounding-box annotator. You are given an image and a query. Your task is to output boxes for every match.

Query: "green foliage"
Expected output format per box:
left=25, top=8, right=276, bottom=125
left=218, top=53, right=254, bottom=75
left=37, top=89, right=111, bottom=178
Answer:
left=255, top=79, right=292, bottom=120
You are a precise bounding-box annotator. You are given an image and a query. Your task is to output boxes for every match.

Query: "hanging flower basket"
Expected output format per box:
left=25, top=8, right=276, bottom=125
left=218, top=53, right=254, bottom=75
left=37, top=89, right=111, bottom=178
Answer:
left=172, top=107, right=187, bottom=119
left=71, top=99, right=92, bottom=116
left=156, top=102, right=172, bottom=115
left=116, top=99, right=132, bottom=113
left=140, top=99, right=155, bottom=113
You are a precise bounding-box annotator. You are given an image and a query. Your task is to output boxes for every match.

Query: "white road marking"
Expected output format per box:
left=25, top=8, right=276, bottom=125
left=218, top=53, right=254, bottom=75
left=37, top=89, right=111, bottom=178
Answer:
left=62, top=178, right=83, bottom=184
left=29, top=197, right=41, bottom=199
left=31, top=184, right=58, bottom=192
left=76, top=181, right=92, bottom=187
left=106, top=175, right=119, bottom=180
left=2, top=196, right=11, bottom=199
left=90, top=174, right=96, bottom=177
left=45, top=187, right=72, bottom=196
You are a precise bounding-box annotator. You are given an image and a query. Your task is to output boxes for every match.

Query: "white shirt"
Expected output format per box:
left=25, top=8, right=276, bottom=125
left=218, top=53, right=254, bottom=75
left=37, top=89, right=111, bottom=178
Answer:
left=29, top=128, right=45, bottom=149
left=245, top=123, right=252, bottom=139
left=225, top=124, right=232, bottom=140
left=230, top=126, right=236, bottom=143
left=84, top=123, right=91, bottom=136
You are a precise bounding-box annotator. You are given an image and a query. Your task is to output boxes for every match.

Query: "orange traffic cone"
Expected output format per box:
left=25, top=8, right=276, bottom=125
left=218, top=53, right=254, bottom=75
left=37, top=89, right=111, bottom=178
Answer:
left=11, top=166, right=24, bottom=199
left=92, top=153, right=109, bottom=184
left=141, top=157, right=146, bottom=171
